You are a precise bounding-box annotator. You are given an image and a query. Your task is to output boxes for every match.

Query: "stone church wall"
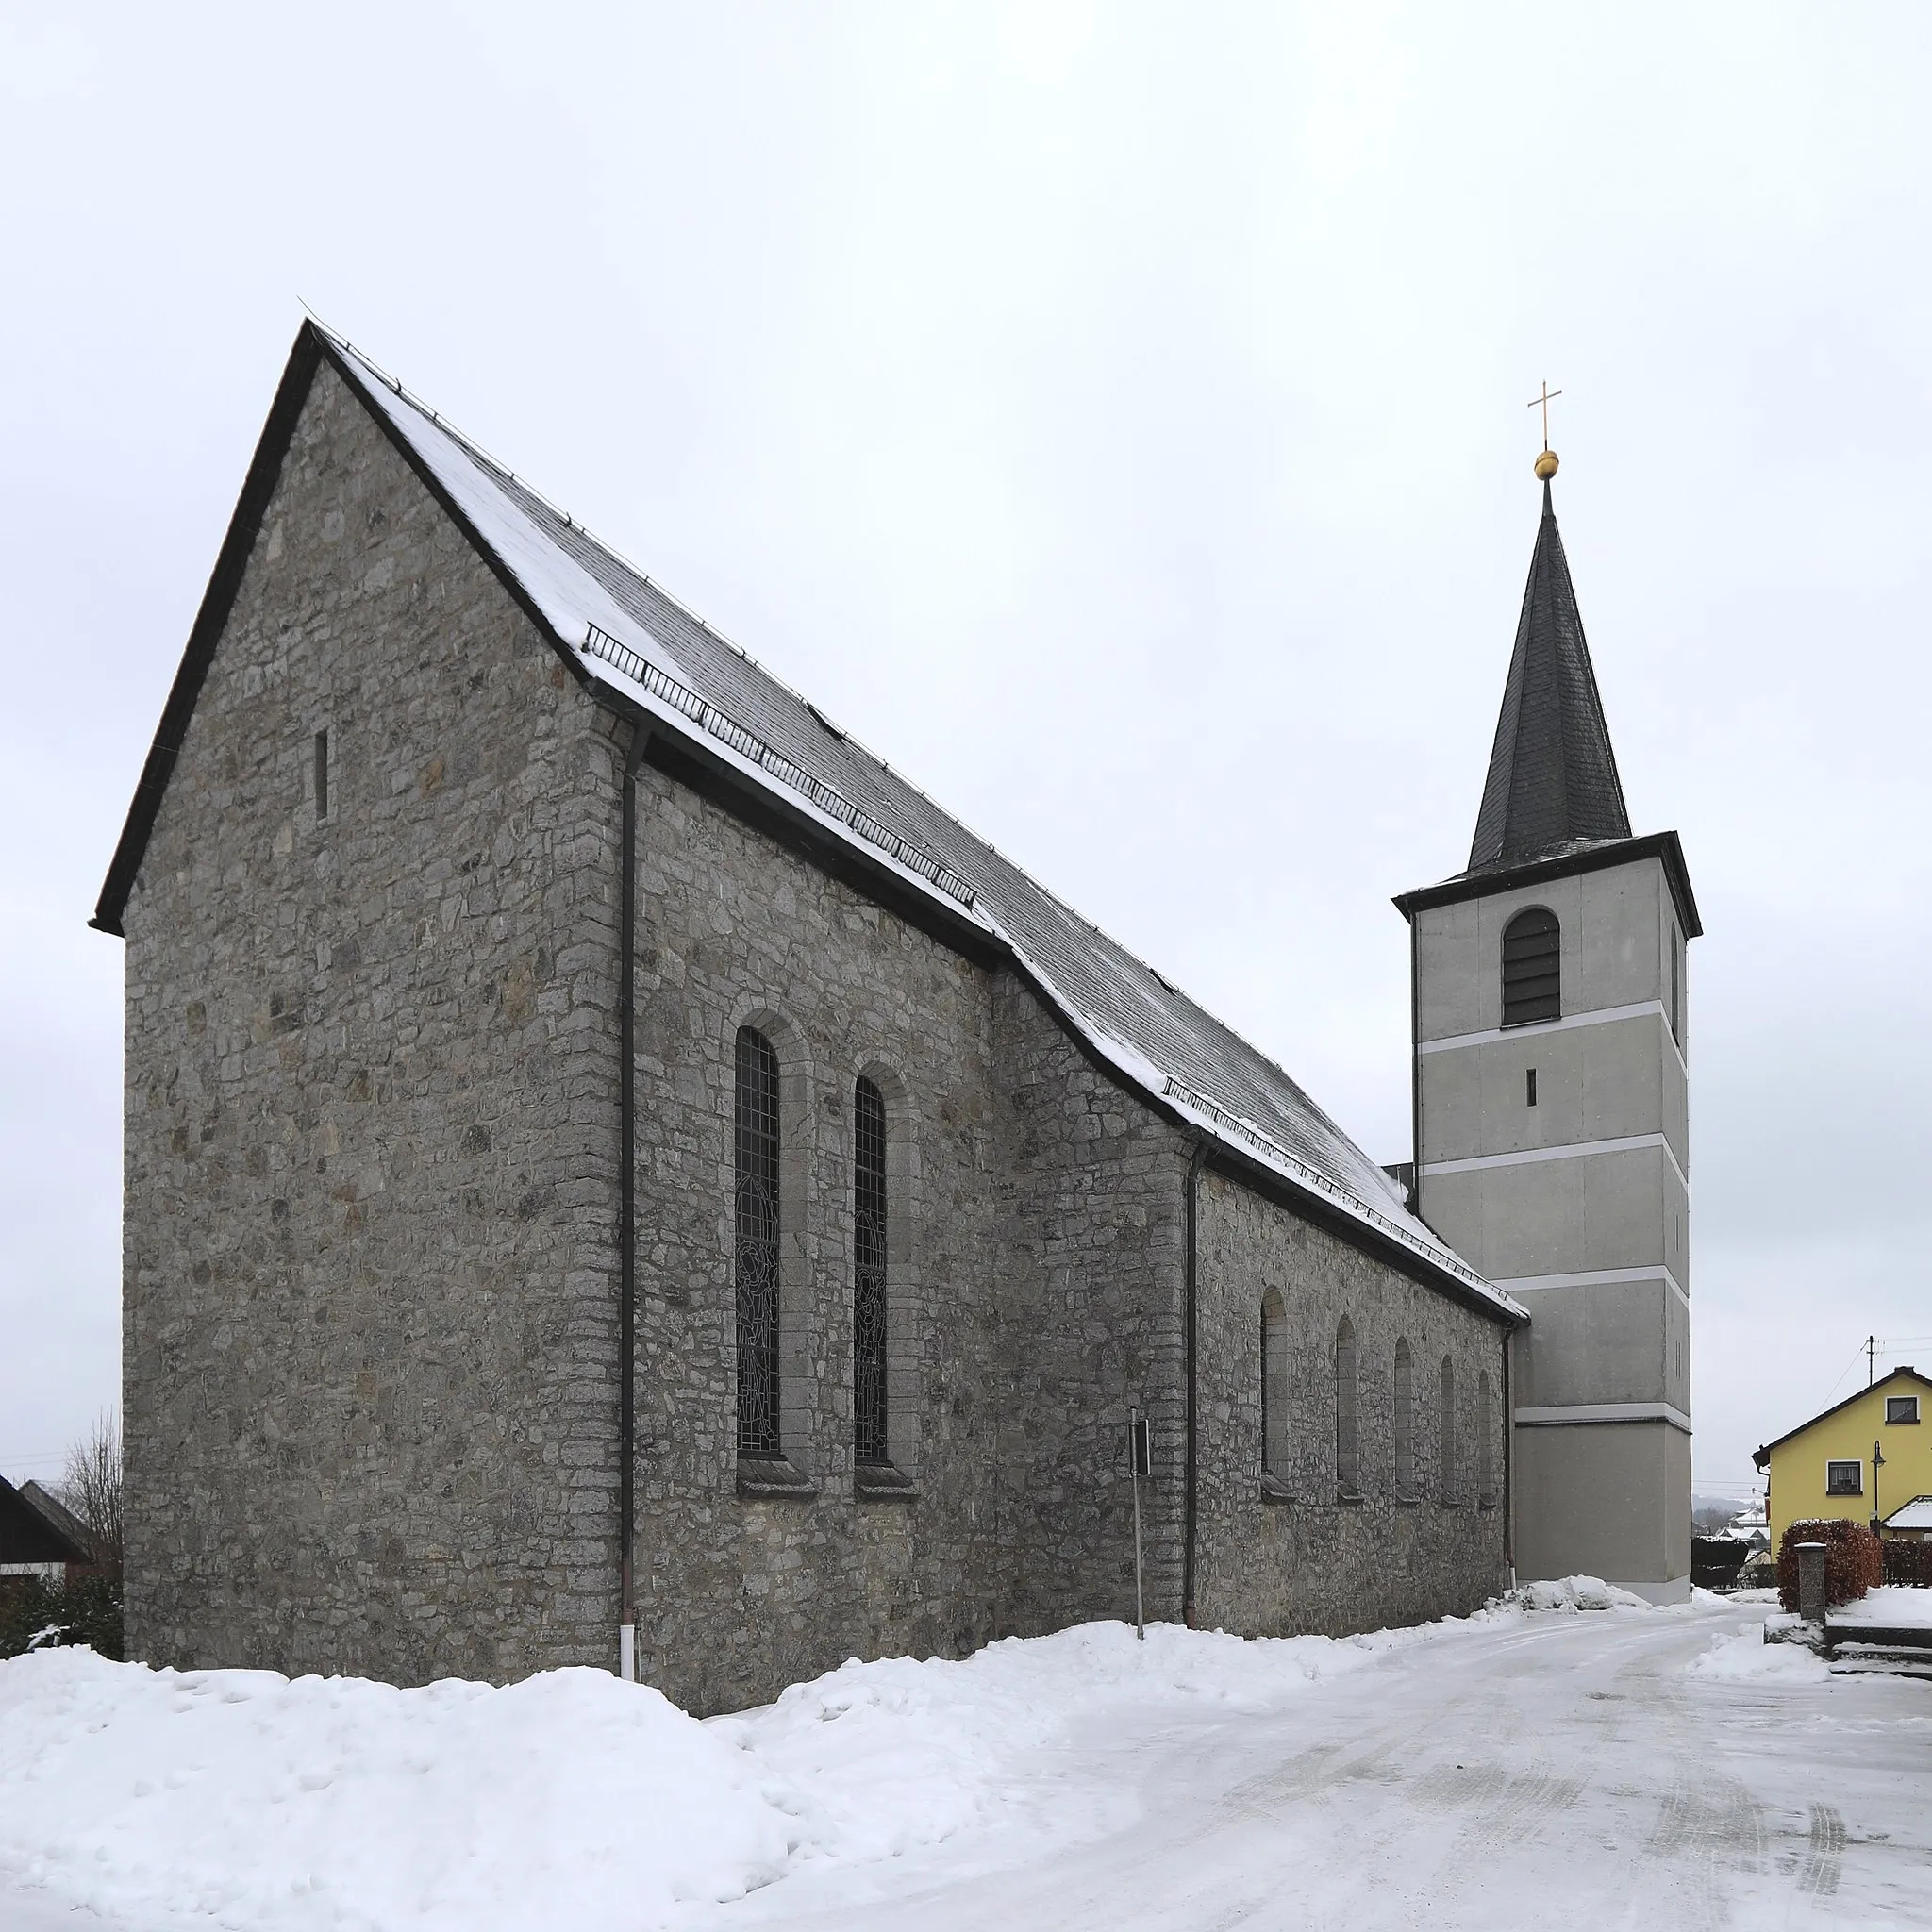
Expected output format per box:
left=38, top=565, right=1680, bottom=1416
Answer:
left=620, top=752, right=1016, bottom=1713
left=116, top=350, right=1517, bottom=1713
left=1193, top=1174, right=1512, bottom=1633
left=121, top=361, right=630, bottom=1683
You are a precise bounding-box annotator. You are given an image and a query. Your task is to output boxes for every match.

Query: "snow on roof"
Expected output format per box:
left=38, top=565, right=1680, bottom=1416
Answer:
left=1885, top=1496, right=1932, bottom=1532
left=324, top=334, right=1518, bottom=1319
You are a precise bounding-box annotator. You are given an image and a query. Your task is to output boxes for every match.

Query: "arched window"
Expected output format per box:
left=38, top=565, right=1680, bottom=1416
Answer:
left=853, top=1076, right=890, bottom=1466
left=1477, top=1369, right=1495, bottom=1507
left=1261, top=1291, right=1290, bottom=1479
left=1335, top=1316, right=1359, bottom=1496
left=1502, top=907, right=1560, bottom=1026
left=1440, top=1356, right=1458, bottom=1505
left=734, top=1025, right=782, bottom=1458
left=1393, top=1338, right=1414, bottom=1498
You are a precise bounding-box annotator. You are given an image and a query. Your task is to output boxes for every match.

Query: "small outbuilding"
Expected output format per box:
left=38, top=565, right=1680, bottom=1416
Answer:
left=0, top=1475, right=93, bottom=1585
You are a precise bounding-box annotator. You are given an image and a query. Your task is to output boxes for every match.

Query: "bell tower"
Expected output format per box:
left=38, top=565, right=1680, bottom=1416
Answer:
left=1394, top=447, right=1700, bottom=1601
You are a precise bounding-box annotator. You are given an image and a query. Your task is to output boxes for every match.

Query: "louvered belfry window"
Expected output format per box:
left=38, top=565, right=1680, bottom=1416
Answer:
left=853, top=1076, right=890, bottom=1465
left=735, top=1026, right=782, bottom=1458
left=1501, top=907, right=1561, bottom=1026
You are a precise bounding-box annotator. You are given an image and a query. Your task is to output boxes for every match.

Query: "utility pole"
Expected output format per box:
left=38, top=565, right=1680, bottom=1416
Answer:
left=1869, top=1334, right=1876, bottom=1387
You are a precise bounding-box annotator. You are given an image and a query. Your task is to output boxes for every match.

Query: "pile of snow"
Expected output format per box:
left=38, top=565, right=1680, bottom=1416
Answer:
left=0, top=1619, right=1442, bottom=1931
left=1687, top=1624, right=1830, bottom=1684
left=0, top=1591, right=1690, bottom=1929
left=1492, top=1574, right=1653, bottom=1614
left=1829, top=1584, right=1932, bottom=1627
left=0, top=1653, right=804, bottom=1929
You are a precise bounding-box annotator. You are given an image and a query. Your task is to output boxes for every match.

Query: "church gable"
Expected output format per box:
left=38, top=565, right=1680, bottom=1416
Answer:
left=296, top=329, right=1512, bottom=1320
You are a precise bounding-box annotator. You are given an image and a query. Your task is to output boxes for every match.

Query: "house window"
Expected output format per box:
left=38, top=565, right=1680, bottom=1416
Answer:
left=1440, top=1356, right=1458, bottom=1505
left=735, top=1026, right=782, bottom=1458
left=1501, top=908, right=1560, bottom=1026
left=313, top=728, right=331, bottom=822
left=1886, top=1395, right=1921, bottom=1425
left=1825, top=1459, right=1863, bottom=1496
left=1393, top=1338, right=1414, bottom=1498
left=1261, top=1291, right=1289, bottom=1479
left=1335, top=1316, right=1359, bottom=1497
left=853, top=1076, right=890, bottom=1466
left=1525, top=1068, right=1538, bottom=1108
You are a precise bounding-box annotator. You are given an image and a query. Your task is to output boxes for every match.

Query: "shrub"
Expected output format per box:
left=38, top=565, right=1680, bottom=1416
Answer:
left=1882, top=1539, right=1932, bottom=1588
left=1776, top=1518, right=1882, bottom=1613
left=0, top=1575, right=124, bottom=1661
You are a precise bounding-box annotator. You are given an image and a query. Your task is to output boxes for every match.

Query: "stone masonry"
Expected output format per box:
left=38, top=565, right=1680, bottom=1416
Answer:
left=117, top=351, right=1515, bottom=1715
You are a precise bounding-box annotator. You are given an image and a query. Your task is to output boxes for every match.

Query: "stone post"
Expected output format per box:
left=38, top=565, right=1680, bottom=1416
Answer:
left=1796, top=1541, right=1827, bottom=1624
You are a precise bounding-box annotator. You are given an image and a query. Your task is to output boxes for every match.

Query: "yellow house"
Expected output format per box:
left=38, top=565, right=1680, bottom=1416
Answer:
left=1754, top=1366, right=1932, bottom=1550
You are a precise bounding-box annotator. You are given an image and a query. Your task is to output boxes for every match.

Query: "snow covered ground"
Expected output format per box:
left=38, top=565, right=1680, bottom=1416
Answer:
left=1, top=1582, right=1925, bottom=1931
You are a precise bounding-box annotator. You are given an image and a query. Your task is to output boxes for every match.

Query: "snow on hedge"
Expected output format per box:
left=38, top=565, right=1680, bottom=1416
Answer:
left=0, top=1591, right=1657, bottom=1931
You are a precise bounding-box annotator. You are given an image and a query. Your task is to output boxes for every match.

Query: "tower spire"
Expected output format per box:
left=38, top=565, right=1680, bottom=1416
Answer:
left=1467, top=465, right=1631, bottom=874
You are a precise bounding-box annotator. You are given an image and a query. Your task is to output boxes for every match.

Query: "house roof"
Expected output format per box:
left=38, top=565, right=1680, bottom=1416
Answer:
left=0, top=1475, right=91, bottom=1565
left=1752, top=1366, right=1931, bottom=1468
left=1884, top=1495, right=1932, bottom=1532
left=91, top=323, right=1524, bottom=1323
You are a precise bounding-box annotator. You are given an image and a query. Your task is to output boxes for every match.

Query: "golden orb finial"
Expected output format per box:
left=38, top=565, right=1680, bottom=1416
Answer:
left=1534, top=448, right=1559, bottom=482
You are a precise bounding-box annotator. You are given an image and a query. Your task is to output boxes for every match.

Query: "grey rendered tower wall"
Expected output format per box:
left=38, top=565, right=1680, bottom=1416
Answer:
left=1398, top=477, right=1698, bottom=1600
left=1407, top=848, right=1694, bottom=1596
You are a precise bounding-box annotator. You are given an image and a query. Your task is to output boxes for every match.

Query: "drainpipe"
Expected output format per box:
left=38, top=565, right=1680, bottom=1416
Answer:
left=1182, top=1137, right=1210, bottom=1628
left=617, top=724, right=646, bottom=1681
left=1502, top=1327, right=1516, bottom=1587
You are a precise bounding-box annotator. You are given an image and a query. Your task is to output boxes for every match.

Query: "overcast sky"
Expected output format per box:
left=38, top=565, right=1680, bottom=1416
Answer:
left=5, top=3, right=1929, bottom=1504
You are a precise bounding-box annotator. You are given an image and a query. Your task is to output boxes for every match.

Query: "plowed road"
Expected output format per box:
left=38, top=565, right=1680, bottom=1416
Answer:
left=716, top=1600, right=1929, bottom=1931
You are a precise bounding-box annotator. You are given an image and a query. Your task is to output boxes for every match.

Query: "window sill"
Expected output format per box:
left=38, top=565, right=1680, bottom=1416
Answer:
left=737, top=1455, right=818, bottom=1501
left=1394, top=1494, right=1422, bottom=1508
left=855, top=1461, right=917, bottom=1502
left=1260, top=1473, right=1294, bottom=1505
left=1478, top=1497, right=1498, bottom=1511
left=1336, top=1491, right=1367, bottom=1507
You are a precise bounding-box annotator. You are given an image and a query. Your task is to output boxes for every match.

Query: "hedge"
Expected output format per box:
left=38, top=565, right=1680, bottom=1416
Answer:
left=1776, top=1518, right=1882, bottom=1613
left=0, top=1575, right=124, bottom=1661
left=1882, top=1539, right=1932, bottom=1588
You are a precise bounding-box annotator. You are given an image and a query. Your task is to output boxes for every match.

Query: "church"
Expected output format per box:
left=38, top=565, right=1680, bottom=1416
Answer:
left=93, top=324, right=1694, bottom=1713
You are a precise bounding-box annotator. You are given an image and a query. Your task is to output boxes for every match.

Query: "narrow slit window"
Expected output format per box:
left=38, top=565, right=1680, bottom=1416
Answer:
left=853, top=1076, right=889, bottom=1466
left=1669, top=927, right=1682, bottom=1042
left=1335, top=1316, right=1359, bottom=1496
left=1477, top=1370, right=1495, bottom=1506
left=735, top=1026, right=781, bottom=1458
left=1501, top=907, right=1560, bottom=1026
left=1525, top=1068, right=1538, bottom=1108
left=1440, top=1356, right=1458, bottom=1505
left=1262, top=1291, right=1289, bottom=1478
left=1393, top=1338, right=1414, bottom=1498
left=313, top=728, right=330, bottom=822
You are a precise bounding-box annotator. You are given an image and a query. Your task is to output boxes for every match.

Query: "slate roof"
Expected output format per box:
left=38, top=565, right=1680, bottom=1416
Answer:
left=92, top=324, right=1522, bottom=1321
left=1467, top=482, right=1632, bottom=874
left=0, top=1474, right=92, bottom=1565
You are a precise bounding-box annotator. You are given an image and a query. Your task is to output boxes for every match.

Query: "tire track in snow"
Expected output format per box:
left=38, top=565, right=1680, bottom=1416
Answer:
left=1798, top=1804, right=1844, bottom=1897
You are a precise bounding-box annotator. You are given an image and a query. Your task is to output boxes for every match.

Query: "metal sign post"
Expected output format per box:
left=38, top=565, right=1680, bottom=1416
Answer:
left=1128, top=1406, right=1152, bottom=1641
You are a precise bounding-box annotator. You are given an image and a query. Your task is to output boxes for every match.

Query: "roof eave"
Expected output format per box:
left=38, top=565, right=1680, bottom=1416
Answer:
left=1751, top=1365, right=1932, bottom=1461
left=92, top=324, right=331, bottom=937
left=1392, top=827, right=1702, bottom=941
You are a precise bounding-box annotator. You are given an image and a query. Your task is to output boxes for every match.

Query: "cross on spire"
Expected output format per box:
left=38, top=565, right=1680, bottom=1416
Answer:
left=1527, top=381, right=1563, bottom=452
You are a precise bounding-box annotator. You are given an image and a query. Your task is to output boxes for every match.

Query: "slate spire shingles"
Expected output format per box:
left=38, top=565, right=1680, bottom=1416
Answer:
left=1467, top=481, right=1632, bottom=874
